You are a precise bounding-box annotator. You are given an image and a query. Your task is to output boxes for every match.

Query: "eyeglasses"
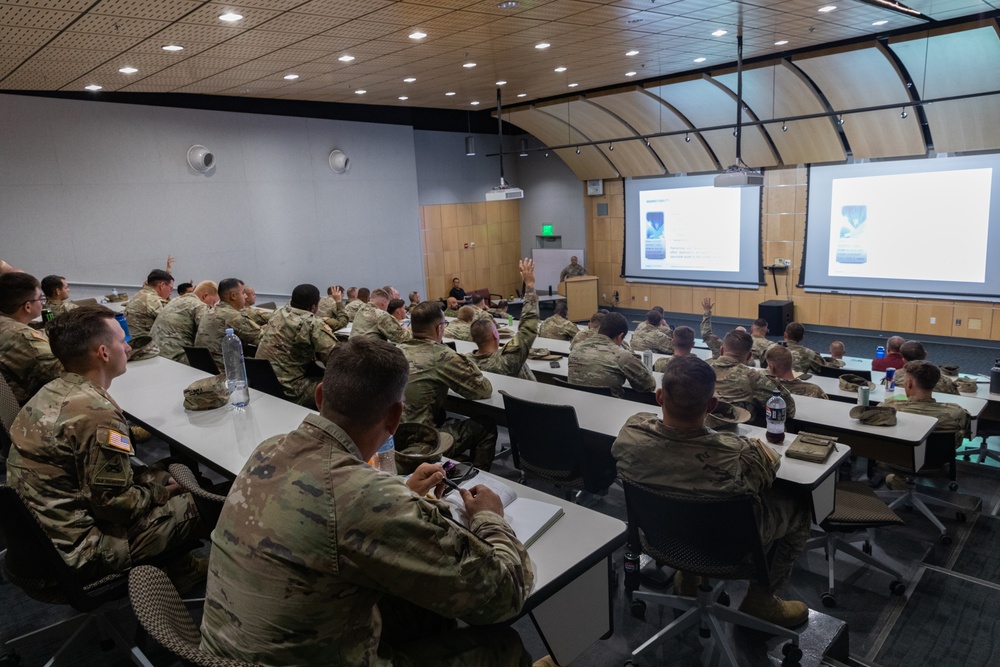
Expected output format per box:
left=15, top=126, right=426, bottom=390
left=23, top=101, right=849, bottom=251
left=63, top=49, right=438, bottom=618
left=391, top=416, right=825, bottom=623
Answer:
left=21, top=297, right=45, bottom=306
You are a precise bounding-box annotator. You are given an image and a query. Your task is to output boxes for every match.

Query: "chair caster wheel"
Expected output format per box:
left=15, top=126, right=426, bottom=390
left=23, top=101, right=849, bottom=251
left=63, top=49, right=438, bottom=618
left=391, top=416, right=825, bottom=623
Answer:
left=821, top=592, right=836, bottom=608
left=956, top=512, right=967, bottom=523
left=0, top=650, right=22, bottom=666
left=890, top=580, right=905, bottom=595
left=941, top=533, right=953, bottom=545
left=699, top=626, right=711, bottom=639
left=718, top=592, right=730, bottom=606
left=949, top=482, right=959, bottom=492
left=630, top=599, right=647, bottom=619
left=862, top=541, right=873, bottom=555
left=782, top=642, right=803, bottom=665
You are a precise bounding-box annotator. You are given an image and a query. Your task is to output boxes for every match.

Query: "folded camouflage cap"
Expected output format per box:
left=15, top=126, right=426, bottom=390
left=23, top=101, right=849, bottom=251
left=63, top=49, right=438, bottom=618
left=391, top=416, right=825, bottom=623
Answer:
left=393, top=422, right=454, bottom=475
left=940, top=364, right=959, bottom=377
left=126, top=335, right=160, bottom=362
left=839, top=374, right=876, bottom=392
left=183, top=373, right=229, bottom=411
left=849, top=404, right=897, bottom=426
left=706, top=401, right=752, bottom=433
left=529, top=348, right=561, bottom=360
left=956, top=377, right=978, bottom=393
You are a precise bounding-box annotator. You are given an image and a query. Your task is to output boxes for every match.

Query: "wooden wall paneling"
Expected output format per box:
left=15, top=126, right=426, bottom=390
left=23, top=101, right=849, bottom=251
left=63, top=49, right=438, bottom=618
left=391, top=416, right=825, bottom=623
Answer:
left=714, top=289, right=741, bottom=318
left=648, top=284, right=671, bottom=309
left=629, top=283, right=651, bottom=309
left=470, top=201, right=487, bottom=225
left=441, top=226, right=460, bottom=252
left=914, top=301, right=955, bottom=337
left=486, top=201, right=503, bottom=224
left=849, top=298, right=883, bottom=331
left=423, top=205, right=441, bottom=230
left=424, top=227, right=443, bottom=254
left=455, top=203, right=471, bottom=227
left=504, top=107, right=620, bottom=180
left=951, top=302, right=994, bottom=340
left=440, top=205, right=458, bottom=228
left=921, top=96, right=1000, bottom=153
left=668, top=286, right=694, bottom=314
left=991, top=310, right=1000, bottom=344
left=459, top=246, right=475, bottom=273
left=881, top=298, right=917, bottom=333
left=740, top=289, right=764, bottom=320
left=818, top=296, right=852, bottom=327
left=443, top=250, right=460, bottom=276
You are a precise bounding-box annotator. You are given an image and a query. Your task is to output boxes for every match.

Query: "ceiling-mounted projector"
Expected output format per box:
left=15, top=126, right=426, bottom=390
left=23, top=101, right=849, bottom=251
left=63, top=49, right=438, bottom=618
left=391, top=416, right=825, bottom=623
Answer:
left=485, top=177, right=524, bottom=201
left=714, top=165, right=763, bottom=188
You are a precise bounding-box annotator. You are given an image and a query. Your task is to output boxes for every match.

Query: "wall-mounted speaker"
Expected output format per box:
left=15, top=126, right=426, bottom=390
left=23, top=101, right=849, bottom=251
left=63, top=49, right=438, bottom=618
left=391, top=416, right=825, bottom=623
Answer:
left=187, top=145, right=215, bottom=173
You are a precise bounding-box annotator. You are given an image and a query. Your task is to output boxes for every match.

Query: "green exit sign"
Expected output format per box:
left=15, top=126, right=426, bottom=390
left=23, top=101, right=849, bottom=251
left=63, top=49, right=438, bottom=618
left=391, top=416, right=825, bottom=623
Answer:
left=541, top=225, right=554, bottom=236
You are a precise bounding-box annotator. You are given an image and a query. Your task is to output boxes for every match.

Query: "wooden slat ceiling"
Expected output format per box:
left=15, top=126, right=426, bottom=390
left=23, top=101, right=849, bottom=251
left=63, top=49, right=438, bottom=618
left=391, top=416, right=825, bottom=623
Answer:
left=504, top=105, right=619, bottom=180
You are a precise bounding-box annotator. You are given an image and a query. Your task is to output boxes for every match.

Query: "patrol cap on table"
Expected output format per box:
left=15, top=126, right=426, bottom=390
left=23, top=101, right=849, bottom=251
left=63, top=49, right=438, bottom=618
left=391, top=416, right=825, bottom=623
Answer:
left=849, top=404, right=897, bottom=426
left=183, top=374, right=229, bottom=411
left=393, top=422, right=454, bottom=475
left=839, top=374, right=876, bottom=392
left=706, top=401, right=752, bottom=433
left=940, top=364, right=959, bottom=377
left=956, top=377, right=978, bottom=393
left=126, top=335, right=160, bottom=362
left=529, top=347, right=562, bottom=361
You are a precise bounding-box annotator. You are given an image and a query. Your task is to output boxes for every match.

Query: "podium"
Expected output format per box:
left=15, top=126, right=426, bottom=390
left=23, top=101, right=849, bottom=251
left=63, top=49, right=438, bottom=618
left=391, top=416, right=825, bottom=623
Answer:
left=558, top=276, right=599, bottom=322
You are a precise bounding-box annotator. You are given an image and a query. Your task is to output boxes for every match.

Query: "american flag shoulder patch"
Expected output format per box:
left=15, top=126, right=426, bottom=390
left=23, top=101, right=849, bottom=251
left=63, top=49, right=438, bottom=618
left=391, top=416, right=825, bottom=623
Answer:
left=106, top=429, right=133, bottom=453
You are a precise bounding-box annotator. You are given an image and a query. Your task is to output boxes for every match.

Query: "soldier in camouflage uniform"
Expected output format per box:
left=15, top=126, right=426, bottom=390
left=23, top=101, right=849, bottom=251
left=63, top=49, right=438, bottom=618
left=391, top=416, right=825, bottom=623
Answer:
left=631, top=310, right=674, bottom=354
left=652, top=325, right=696, bottom=372
left=467, top=259, right=538, bottom=381
left=444, top=306, right=476, bottom=340
left=707, top=329, right=796, bottom=424
left=568, top=312, right=655, bottom=397
left=199, top=337, right=533, bottom=666
left=612, top=355, right=810, bottom=628
left=891, top=340, right=959, bottom=394
left=256, top=284, right=338, bottom=408
left=559, top=255, right=586, bottom=283
left=764, top=346, right=829, bottom=399
left=5, top=306, right=206, bottom=587
left=539, top=301, right=579, bottom=341
left=699, top=297, right=725, bottom=359
left=443, top=296, right=461, bottom=317
left=351, top=289, right=412, bottom=342
left=400, top=302, right=498, bottom=470
left=240, top=285, right=272, bottom=326
left=317, top=285, right=342, bottom=319
left=41, top=274, right=78, bottom=317
left=344, top=287, right=370, bottom=322
left=784, top=322, right=829, bottom=374
left=318, top=286, right=350, bottom=332
left=570, top=311, right=607, bottom=349
left=0, top=272, right=63, bottom=404
left=150, top=280, right=217, bottom=364
left=826, top=341, right=847, bottom=368
left=125, top=268, right=174, bottom=340
left=194, top=278, right=263, bottom=371
left=751, top=318, right=776, bottom=363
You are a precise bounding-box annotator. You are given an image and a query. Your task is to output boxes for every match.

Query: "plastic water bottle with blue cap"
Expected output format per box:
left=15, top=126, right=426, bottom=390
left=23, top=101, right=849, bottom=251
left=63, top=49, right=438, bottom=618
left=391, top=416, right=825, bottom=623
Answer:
left=370, top=435, right=397, bottom=475
left=221, top=328, right=250, bottom=408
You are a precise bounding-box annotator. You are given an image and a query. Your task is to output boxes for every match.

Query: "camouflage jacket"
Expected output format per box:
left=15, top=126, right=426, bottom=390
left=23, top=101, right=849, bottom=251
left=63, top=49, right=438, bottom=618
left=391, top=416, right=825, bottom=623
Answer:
left=539, top=314, right=579, bottom=341
left=257, top=305, right=338, bottom=405
left=571, top=328, right=598, bottom=349
left=400, top=338, right=492, bottom=427
left=891, top=366, right=959, bottom=395
left=5, top=374, right=171, bottom=580
left=242, top=307, right=272, bottom=326
left=45, top=298, right=78, bottom=317
left=631, top=322, right=673, bottom=354
left=317, top=297, right=349, bottom=331
left=707, top=355, right=796, bottom=420
left=150, top=292, right=209, bottom=363
left=350, top=302, right=411, bottom=343
left=567, top=333, right=655, bottom=397
left=773, top=376, right=829, bottom=400
left=751, top=335, right=775, bottom=362
left=0, top=315, right=63, bottom=404
left=700, top=309, right=723, bottom=358
left=316, top=296, right=340, bottom=319
left=194, top=301, right=263, bottom=371
left=881, top=395, right=970, bottom=435
left=198, top=413, right=532, bottom=666
left=443, top=319, right=472, bottom=341
left=467, top=289, right=539, bottom=381
left=786, top=341, right=828, bottom=374
left=343, top=299, right=365, bottom=322
left=559, top=263, right=586, bottom=283
left=125, top=285, right=168, bottom=340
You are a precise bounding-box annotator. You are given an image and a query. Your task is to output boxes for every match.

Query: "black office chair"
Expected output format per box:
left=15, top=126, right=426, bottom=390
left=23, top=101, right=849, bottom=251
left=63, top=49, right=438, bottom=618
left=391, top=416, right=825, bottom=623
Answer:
left=817, top=366, right=871, bottom=381
left=550, top=376, right=615, bottom=397
left=0, top=374, right=19, bottom=462
left=244, top=344, right=258, bottom=359
left=183, top=347, right=219, bottom=375
left=243, top=358, right=291, bottom=402
left=622, top=480, right=802, bottom=667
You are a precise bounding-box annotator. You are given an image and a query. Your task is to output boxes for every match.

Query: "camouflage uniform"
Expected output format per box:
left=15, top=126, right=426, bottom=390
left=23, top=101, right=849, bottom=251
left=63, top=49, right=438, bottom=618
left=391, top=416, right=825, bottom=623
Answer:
left=350, top=302, right=411, bottom=343
left=194, top=301, right=263, bottom=371
left=612, top=413, right=810, bottom=592
left=786, top=341, right=828, bottom=374
left=539, top=314, right=579, bottom=341
left=400, top=338, right=497, bottom=469
left=242, top=307, right=272, bottom=326
left=571, top=328, right=598, bottom=349
left=256, top=305, right=338, bottom=407
left=344, top=299, right=365, bottom=322
left=773, top=376, right=828, bottom=399
left=467, top=289, right=539, bottom=381
left=316, top=295, right=340, bottom=319
left=881, top=395, right=970, bottom=435
left=567, top=333, right=655, bottom=397
left=825, top=357, right=846, bottom=368
left=5, top=374, right=203, bottom=583
left=707, top=356, right=796, bottom=422
left=443, top=308, right=460, bottom=318
left=321, top=299, right=349, bottom=332
left=752, top=335, right=775, bottom=363
left=198, top=413, right=532, bottom=667
left=700, top=309, right=723, bottom=358
left=149, top=292, right=209, bottom=364
left=443, top=320, right=472, bottom=341
left=125, top=284, right=168, bottom=340
left=45, top=298, right=78, bottom=317
left=559, top=263, right=587, bottom=283
left=892, top=366, right=959, bottom=395
left=631, top=322, right=674, bottom=354
left=0, top=315, right=63, bottom=405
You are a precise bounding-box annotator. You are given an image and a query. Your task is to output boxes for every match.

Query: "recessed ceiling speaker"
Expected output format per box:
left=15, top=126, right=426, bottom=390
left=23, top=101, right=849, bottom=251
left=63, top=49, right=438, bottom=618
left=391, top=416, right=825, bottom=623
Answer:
left=328, top=149, right=350, bottom=174
left=187, top=145, right=215, bottom=173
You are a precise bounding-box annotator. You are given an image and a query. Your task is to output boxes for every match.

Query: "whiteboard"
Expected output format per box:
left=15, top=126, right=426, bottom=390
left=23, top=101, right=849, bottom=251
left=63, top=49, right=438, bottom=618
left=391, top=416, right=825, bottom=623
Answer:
left=532, top=249, right=585, bottom=293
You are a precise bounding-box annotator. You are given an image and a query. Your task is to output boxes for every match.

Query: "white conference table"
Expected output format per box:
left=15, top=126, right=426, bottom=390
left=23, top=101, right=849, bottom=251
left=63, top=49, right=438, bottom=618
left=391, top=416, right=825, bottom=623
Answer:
left=110, top=356, right=625, bottom=666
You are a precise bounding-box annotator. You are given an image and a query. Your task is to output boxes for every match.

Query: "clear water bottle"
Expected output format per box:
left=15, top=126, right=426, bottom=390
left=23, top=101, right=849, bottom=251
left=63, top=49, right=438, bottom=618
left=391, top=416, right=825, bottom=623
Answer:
left=876, top=345, right=885, bottom=359
left=642, top=349, right=653, bottom=370
left=221, top=328, right=250, bottom=408
left=765, top=389, right=786, bottom=444
left=111, top=287, right=118, bottom=298
left=369, top=435, right=397, bottom=475
left=990, top=359, right=1000, bottom=396
left=114, top=313, right=131, bottom=342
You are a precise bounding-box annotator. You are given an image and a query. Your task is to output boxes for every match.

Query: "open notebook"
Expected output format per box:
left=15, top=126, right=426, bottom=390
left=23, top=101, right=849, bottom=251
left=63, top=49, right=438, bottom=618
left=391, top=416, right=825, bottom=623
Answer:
left=441, top=476, right=564, bottom=548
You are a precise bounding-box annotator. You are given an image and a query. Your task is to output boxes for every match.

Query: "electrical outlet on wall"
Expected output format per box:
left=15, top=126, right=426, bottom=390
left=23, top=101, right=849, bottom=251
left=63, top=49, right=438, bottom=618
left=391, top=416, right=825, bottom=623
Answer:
left=930, top=317, right=936, bottom=324
left=644, top=296, right=649, bottom=301
left=783, top=259, right=791, bottom=267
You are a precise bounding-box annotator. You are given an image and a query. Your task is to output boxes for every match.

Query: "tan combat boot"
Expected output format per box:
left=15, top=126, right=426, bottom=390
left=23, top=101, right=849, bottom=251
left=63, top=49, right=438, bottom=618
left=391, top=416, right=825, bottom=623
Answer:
left=737, top=583, right=809, bottom=628
left=673, top=570, right=702, bottom=597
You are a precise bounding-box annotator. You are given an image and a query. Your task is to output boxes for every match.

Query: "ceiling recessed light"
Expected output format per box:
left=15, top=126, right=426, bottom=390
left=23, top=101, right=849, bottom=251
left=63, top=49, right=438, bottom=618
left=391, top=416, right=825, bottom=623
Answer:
left=568, top=82, right=578, bottom=87
left=84, top=84, right=102, bottom=91
left=872, top=20, right=888, bottom=26
left=218, top=12, right=242, bottom=22
left=118, top=66, right=138, bottom=74
left=693, top=57, right=706, bottom=63
left=625, top=50, right=639, bottom=56
left=403, top=77, right=416, bottom=83
left=355, top=89, right=366, bottom=95
left=399, top=96, right=408, bottom=100
left=496, top=80, right=507, bottom=85
left=445, top=91, right=456, bottom=96
left=498, top=0, right=519, bottom=8
left=338, top=55, right=355, bottom=62
left=535, top=42, right=550, bottom=49
left=162, top=44, right=184, bottom=51
left=463, top=62, right=476, bottom=68
left=554, top=66, right=567, bottom=72
left=625, top=71, right=637, bottom=77
left=712, top=29, right=728, bottom=37
left=818, top=5, right=836, bottom=12
left=471, top=101, right=480, bottom=105
left=283, top=74, right=299, bottom=80
left=409, top=31, right=427, bottom=40
left=517, top=93, right=527, bottom=97
left=774, top=40, right=788, bottom=46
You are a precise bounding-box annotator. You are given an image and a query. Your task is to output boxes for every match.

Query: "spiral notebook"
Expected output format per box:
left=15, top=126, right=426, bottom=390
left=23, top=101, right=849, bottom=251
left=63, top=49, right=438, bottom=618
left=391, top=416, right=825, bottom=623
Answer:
left=441, top=476, right=564, bottom=548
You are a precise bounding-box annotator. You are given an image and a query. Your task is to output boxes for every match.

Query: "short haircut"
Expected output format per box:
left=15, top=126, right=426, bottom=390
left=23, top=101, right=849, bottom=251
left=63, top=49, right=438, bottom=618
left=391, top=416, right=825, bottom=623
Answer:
left=147, top=269, right=174, bottom=286
left=408, top=291, right=419, bottom=303
left=290, top=284, right=321, bottom=310
left=218, top=278, right=243, bottom=301
left=41, top=275, right=65, bottom=298
left=652, top=306, right=665, bottom=315
left=471, top=294, right=485, bottom=306
left=661, top=355, right=716, bottom=420
left=470, top=318, right=495, bottom=344
left=589, top=311, right=606, bottom=327
left=370, top=288, right=389, bottom=301
left=327, top=286, right=335, bottom=296
left=387, top=298, right=405, bottom=313
left=887, top=335, right=905, bottom=352
left=358, top=287, right=371, bottom=301
left=452, top=277, right=460, bottom=283
left=598, top=312, right=629, bottom=339
left=752, top=318, right=768, bottom=330
left=672, top=326, right=695, bottom=349
left=193, top=280, right=218, bottom=297
left=496, top=299, right=507, bottom=309
left=321, top=337, right=409, bottom=426
left=347, top=287, right=358, bottom=298
left=900, top=340, right=927, bottom=361
left=48, top=305, right=117, bottom=370
left=381, top=285, right=394, bottom=296
left=723, top=329, right=753, bottom=357
left=784, top=322, right=805, bottom=342
left=904, top=359, right=940, bottom=390
left=177, top=282, right=194, bottom=295
left=645, top=310, right=662, bottom=326
left=457, top=305, right=476, bottom=323
left=554, top=301, right=568, bottom=318
left=829, top=341, right=845, bottom=355
left=446, top=296, right=458, bottom=306
left=0, top=271, right=40, bottom=314
left=765, top=345, right=793, bottom=374
left=411, top=301, right=445, bottom=334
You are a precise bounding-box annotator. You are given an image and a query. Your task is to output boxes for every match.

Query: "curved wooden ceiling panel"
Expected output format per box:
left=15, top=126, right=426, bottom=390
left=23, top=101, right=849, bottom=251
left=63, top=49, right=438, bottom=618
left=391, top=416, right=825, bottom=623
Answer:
left=587, top=88, right=718, bottom=174
left=504, top=107, right=620, bottom=180
left=712, top=61, right=845, bottom=166
left=646, top=77, right=778, bottom=169
left=534, top=98, right=665, bottom=177
left=923, top=95, right=1000, bottom=153
left=793, top=44, right=925, bottom=159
